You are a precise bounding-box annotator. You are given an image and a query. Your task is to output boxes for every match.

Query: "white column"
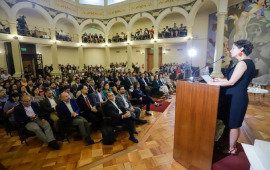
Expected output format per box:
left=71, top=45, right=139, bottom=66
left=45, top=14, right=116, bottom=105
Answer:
left=9, top=20, right=23, bottom=77
left=186, top=25, right=193, bottom=62
left=126, top=32, right=132, bottom=69
left=152, top=42, right=159, bottom=72
left=105, top=46, right=110, bottom=69
left=211, top=12, right=227, bottom=77
left=77, top=33, right=84, bottom=70
left=154, top=28, right=159, bottom=39
left=105, top=34, right=109, bottom=44
left=50, top=28, right=61, bottom=77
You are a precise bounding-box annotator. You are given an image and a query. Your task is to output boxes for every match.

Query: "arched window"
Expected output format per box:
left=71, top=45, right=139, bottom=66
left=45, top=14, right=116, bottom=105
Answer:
left=107, top=0, right=126, bottom=5
left=79, top=0, right=104, bottom=6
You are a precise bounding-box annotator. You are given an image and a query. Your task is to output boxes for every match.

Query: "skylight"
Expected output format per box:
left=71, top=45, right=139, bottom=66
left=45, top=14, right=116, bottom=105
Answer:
left=79, top=0, right=104, bottom=6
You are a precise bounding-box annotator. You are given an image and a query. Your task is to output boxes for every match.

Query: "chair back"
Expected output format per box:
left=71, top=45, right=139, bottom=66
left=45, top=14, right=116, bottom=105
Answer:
left=252, top=75, right=270, bottom=85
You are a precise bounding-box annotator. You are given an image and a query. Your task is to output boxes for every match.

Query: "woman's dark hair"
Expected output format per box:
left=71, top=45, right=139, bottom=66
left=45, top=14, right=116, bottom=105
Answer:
left=31, top=86, right=40, bottom=96
left=77, top=85, right=84, bottom=92
left=9, top=84, right=17, bottom=92
left=3, top=82, right=10, bottom=89
left=234, top=40, right=254, bottom=56
left=19, top=85, right=26, bottom=94
left=8, top=92, right=20, bottom=103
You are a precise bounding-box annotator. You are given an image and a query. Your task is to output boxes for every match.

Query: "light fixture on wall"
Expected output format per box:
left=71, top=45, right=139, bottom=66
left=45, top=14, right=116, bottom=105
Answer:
left=53, top=40, right=59, bottom=44
left=103, top=44, right=110, bottom=46
left=185, top=37, right=193, bottom=40
left=125, top=41, right=131, bottom=45
left=37, top=52, right=41, bottom=54
left=152, top=39, right=157, bottom=42
left=141, top=52, right=144, bottom=54
left=163, top=52, right=166, bottom=54
left=78, top=43, right=85, bottom=46
left=12, top=35, right=20, bottom=39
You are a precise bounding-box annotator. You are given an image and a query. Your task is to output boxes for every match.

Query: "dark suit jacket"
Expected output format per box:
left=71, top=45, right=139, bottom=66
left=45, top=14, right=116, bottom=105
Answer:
left=40, top=96, right=61, bottom=115
left=132, top=88, right=146, bottom=99
left=124, top=77, right=132, bottom=90
left=138, top=78, right=147, bottom=92
left=103, top=100, right=127, bottom=125
left=76, top=94, right=96, bottom=113
left=26, top=85, right=34, bottom=94
left=91, top=91, right=106, bottom=106
left=56, top=99, right=80, bottom=125
left=51, top=89, right=60, bottom=96
left=144, top=77, right=152, bottom=86
left=88, top=85, right=96, bottom=94
left=14, top=102, right=45, bottom=123
left=93, top=75, right=100, bottom=82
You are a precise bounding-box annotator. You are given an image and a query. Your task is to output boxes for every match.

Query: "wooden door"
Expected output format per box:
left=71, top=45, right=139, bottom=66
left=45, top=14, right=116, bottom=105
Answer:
left=22, top=55, right=33, bottom=74
left=147, top=47, right=162, bottom=71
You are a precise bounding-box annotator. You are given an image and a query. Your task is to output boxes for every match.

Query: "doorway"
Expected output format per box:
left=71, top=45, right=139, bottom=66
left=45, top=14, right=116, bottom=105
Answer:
left=147, top=47, right=162, bottom=70
left=21, top=54, right=41, bottom=77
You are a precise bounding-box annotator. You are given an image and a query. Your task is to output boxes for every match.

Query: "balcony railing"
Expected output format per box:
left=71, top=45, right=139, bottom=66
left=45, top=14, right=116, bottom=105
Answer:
left=17, top=25, right=51, bottom=39
left=81, top=34, right=105, bottom=43
left=56, top=31, right=78, bottom=42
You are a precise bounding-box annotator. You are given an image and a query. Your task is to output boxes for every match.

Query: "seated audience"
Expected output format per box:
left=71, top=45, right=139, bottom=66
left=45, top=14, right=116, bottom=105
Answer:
left=0, top=89, right=9, bottom=110
left=132, top=82, right=162, bottom=115
left=153, top=75, right=171, bottom=99
left=19, top=85, right=31, bottom=97
left=40, top=89, right=61, bottom=132
left=49, top=82, right=60, bottom=97
left=103, top=91, right=147, bottom=143
left=26, top=80, right=34, bottom=93
left=56, top=92, right=94, bottom=144
left=76, top=85, right=84, bottom=99
left=14, top=96, right=59, bottom=150
left=71, top=78, right=81, bottom=93
left=138, top=73, right=153, bottom=96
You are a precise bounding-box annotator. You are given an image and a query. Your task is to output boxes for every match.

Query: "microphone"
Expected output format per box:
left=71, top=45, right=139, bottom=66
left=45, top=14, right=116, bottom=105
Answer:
left=191, top=56, right=225, bottom=82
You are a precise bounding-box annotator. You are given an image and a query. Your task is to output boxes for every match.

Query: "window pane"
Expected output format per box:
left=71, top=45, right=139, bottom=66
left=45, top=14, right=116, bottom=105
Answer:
left=79, top=0, right=104, bottom=6
left=108, top=0, right=126, bottom=5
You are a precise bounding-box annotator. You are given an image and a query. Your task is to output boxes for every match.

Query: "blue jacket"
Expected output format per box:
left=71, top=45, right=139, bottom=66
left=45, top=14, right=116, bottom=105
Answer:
left=56, top=99, right=80, bottom=125
left=14, top=102, right=45, bottom=123
left=132, top=88, right=146, bottom=100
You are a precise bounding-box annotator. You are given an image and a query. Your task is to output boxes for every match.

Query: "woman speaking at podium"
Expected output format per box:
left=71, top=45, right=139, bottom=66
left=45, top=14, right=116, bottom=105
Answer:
left=207, top=40, right=255, bottom=155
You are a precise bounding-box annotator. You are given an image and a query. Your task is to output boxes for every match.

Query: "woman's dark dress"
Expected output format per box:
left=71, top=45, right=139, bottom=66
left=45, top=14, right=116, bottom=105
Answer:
left=223, top=59, right=255, bottom=128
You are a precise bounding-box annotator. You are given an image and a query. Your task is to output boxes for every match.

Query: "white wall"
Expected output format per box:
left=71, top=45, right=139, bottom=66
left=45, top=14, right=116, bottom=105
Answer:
left=131, top=18, right=153, bottom=34
left=0, top=9, right=8, bottom=21
left=84, top=48, right=105, bottom=66
left=161, top=44, right=187, bottom=64
left=191, top=11, right=209, bottom=73
left=159, top=13, right=187, bottom=30
left=109, top=22, right=126, bottom=38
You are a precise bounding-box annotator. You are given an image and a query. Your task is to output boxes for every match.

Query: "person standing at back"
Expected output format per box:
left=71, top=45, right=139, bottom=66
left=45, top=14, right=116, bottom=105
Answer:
left=207, top=40, right=255, bottom=155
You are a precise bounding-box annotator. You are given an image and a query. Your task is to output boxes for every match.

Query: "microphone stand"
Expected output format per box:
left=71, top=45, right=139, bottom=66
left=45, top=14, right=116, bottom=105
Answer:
left=191, top=56, right=224, bottom=82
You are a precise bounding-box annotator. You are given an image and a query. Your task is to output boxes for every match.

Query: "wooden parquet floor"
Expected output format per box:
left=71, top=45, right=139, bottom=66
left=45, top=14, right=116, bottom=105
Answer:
left=0, top=89, right=269, bottom=170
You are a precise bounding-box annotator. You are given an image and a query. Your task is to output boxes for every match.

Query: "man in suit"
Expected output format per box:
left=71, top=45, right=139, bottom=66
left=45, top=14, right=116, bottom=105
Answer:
left=40, top=89, right=61, bottom=132
left=14, top=95, right=59, bottom=150
left=133, top=82, right=162, bottom=115
left=26, top=80, right=34, bottom=94
left=44, top=65, right=50, bottom=76
left=138, top=74, right=153, bottom=96
left=43, top=76, right=51, bottom=87
left=130, top=72, right=137, bottom=84
left=71, top=78, right=81, bottom=93
left=49, top=82, right=60, bottom=97
left=88, top=79, right=96, bottom=94
left=93, top=72, right=100, bottom=83
left=123, top=72, right=133, bottom=90
left=76, top=85, right=103, bottom=131
left=115, top=86, right=144, bottom=119
left=59, top=81, right=69, bottom=93
left=144, top=73, right=152, bottom=86
left=56, top=92, right=94, bottom=144
left=91, top=84, right=106, bottom=106
left=103, top=91, right=147, bottom=143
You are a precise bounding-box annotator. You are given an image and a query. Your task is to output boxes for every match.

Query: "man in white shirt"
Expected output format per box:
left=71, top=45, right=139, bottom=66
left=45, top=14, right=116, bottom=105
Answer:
left=1, top=70, right=11, bottom=81
left=14, top=96, right=59, bottom=149
left=59, top=29, right=67, bottom=41
left=40, top=89, right=61, bottom=132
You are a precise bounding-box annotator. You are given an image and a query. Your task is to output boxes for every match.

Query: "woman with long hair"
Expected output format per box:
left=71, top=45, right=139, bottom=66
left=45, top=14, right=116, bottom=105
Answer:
left=4, top=92, right=20, bottom=123
left=31, top=86, right=45, bottom=104
left=9, top=84, right=18, bottom=95
left=153, top=75, right=171, bottom=99
left=19, top=85, right=31, bottom=97
left=207, top=40, right=255, bottom=155
left=36, top=83, right=45, bottom=95
left=102, top=82, right=114, bottom=99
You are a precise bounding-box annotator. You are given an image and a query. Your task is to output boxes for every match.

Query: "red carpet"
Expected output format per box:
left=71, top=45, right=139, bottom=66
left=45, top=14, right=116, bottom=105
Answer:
left=141, top=101, right=171, bottom=112
left=212, top=141, right=250, bottom=170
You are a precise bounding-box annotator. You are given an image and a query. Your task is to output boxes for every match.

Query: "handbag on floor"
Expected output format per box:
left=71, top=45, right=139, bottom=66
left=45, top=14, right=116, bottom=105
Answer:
left=101, top=126, right=116, bottom=145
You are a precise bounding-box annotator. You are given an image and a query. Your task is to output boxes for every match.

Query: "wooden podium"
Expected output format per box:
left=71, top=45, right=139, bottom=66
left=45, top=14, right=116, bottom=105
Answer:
left=173, top=81, right=220, bottom=170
